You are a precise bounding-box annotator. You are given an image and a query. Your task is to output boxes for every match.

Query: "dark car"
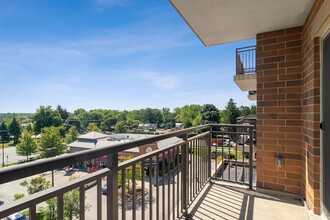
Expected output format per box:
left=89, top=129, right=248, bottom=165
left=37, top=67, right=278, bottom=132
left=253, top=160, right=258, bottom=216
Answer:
left=84, top=180, right=97, bottom=190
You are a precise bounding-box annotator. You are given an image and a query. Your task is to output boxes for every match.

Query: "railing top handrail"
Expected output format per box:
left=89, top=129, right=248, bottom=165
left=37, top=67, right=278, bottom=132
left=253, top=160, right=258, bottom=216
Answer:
left=0, top=124, right=209, bottom=184
left=236, top=45, right=256, bottom=52
left=209, top=123, right=254, bottom=128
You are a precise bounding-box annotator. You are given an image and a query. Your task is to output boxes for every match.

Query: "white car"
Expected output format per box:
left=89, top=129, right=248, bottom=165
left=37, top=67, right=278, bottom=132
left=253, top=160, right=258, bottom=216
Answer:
left=223, top=140, right=236, bottom=147
left=5, top=212, right=27, bottom=220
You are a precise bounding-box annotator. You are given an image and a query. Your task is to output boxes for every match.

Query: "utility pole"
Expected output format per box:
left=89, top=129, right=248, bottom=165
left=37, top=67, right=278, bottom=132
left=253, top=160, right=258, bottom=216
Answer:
left=1, top=130, right=7, bottom=167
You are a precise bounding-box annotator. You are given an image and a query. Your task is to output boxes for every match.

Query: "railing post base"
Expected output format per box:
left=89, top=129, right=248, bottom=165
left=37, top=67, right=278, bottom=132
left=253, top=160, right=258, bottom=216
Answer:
left=183, top=212, right=193, bottom=220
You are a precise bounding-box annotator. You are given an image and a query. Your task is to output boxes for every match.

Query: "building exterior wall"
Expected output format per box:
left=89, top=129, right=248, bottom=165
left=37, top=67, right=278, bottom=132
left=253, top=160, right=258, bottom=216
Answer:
left=301, top=0, right=325, bottom=214
left=256, top=27, right=303, bottom=194
left=256, top=0, right=329, bottom=214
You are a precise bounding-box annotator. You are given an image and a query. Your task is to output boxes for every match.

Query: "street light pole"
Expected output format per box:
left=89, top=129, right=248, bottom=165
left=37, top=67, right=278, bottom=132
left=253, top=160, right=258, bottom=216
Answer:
left=2, top=139, right=4, bottom=167
left=45, top=147, right=57, bottom=187
left=1, top=130, right=7, bottom=167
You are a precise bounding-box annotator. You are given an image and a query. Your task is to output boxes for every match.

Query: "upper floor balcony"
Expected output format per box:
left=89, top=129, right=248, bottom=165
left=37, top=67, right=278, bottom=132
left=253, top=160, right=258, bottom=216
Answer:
left=0, top=124, right=309, bottom=220
left=248, top=90, right=257, bottom=101
left=234, top=46, right=257, bottom=92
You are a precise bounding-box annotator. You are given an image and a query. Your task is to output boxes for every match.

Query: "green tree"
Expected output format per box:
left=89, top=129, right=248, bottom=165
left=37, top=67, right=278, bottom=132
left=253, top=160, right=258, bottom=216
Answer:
left=0, top=121, right=10, bottom=142
left=87, top=123, right=101, bottom=132
left=200, top=104, right=220, bottom=124
left=161, top=107, right=175, bottom=128
left=250, top=105, right=256, bottom=115
left=119, top=156, right=142, bottom=192
left=65, top=126, right=79, bottom=144
left=65, top=116, right=81, bottom=131
left=175, top=105, right=202, bottom=128
left=115, top=121, right=126, bottom=133
left=221, top=98, right=240, bottom=126
left=239, top=106, right=251, bottom=117
left=33, top=106, right=62, bottom=134
left=20, top=176, right=51, bottom=194
left=56, top=105, right=69, bottom=121
left=44, top=177, right=91, bottom=220
left=73, top=108, right=86, bottom=116
left=16, top=131, right=38, bottom=161
left=125, top=119, right=140, bottom=131
left=25, top=123, right=34, bottom=133
left=100, top=114, right=117, bottom=131
left=140, top=108, right=163, bottom=126
left=9, top=117, right=21, bottom=144
left=39, top=126, right=66, bottom=158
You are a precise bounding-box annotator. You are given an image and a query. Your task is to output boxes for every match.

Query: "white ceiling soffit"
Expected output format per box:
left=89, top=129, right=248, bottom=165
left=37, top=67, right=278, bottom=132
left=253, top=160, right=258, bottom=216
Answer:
left=169, top=0, right=314, bottom=46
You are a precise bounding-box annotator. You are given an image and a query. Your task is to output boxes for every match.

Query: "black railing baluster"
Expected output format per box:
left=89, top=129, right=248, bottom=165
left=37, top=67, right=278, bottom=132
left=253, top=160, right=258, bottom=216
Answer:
left=79, top=186, right=85, bottom=220
left=156, top=155, right=160, bottom=220
left=121, top=169, right=126, bottom=220
left=149, top=157, right=153, bottom=220
left=107, top=153, right=118, bottom=220
left=162, top=152, right=165, bottom=220
left=57, top=194, right=64, bottom=220
left=167, top=149, right=171, bottom=220
left=141, top=160, right=145, bottom=220
left=132, top=165, right=136, bottom=220
left=29, top=205, right=36, bottom=220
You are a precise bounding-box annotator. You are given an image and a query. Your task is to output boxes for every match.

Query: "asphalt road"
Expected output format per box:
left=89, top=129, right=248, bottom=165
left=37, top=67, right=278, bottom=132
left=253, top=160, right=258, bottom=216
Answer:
left=0, top=146, right=38, bottom=165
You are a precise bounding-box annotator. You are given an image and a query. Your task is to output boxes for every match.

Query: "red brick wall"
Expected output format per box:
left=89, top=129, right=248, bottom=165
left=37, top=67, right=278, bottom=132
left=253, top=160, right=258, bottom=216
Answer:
left=256, top=0, right=328, bottom=214
left=256, top=27, right=303, bottom=194
left=301, top=0, right=324, bottom=214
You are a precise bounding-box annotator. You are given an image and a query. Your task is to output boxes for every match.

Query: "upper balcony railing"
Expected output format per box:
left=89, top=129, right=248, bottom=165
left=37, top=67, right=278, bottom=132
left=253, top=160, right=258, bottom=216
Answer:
left=236, top=45, right=256, bottom=75
left=0, top=124, right=255, bottom=220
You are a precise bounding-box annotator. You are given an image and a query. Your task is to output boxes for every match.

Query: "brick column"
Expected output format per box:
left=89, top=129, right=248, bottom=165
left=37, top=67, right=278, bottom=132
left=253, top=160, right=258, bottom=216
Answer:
left=256, top=27, right=303, bottom=194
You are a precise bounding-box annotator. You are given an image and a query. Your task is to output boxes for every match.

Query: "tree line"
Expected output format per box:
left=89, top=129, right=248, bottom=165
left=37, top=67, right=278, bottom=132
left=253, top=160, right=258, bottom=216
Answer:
left=0, top=99, right=255, bottom=160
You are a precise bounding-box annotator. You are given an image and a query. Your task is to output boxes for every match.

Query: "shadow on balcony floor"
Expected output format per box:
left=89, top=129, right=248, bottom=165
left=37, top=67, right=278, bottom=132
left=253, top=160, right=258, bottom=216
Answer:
left=188, top=182, right=308, bottom=220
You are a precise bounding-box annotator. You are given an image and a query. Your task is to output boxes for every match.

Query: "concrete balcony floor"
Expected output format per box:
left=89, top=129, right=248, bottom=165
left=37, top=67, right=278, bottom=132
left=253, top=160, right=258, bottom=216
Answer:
left=189, top=181, right=311, bottom=220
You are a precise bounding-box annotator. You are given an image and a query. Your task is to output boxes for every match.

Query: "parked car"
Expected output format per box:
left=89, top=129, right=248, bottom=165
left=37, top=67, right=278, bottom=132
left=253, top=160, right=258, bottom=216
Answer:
left=102, top=184, right=107, bottom=194
left=84, top=180, right=97, bottom=190
left=223, top=139, right=236, bottom=147
left=5, top=212, right=27, bottom=220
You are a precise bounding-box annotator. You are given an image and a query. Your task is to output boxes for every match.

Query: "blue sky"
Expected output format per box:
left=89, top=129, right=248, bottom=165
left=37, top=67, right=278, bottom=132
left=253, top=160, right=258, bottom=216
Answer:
left=0, top=0, right=255, bottom=113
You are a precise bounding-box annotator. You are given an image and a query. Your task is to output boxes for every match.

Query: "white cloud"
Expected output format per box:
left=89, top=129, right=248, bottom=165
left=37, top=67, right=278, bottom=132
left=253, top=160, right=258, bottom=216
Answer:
left=94, top=0, right=131, bottom=8
left=136, top=71, right=180, bottom=90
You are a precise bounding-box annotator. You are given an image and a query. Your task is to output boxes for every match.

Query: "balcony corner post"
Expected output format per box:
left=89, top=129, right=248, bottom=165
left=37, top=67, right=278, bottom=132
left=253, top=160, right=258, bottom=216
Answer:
left=107, top=152, right=119, bottom=220
left=248, top=128, right=254, bottom=190
left=182, top=133, right=190, bottom=218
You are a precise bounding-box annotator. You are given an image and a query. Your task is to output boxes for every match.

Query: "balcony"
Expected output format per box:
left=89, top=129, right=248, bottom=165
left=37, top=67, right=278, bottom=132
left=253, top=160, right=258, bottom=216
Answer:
left=234, top=46, right=257, bottom=92
left=248, top=91, right=257, bottom=101
left=0, top=124, right=309, bottom=220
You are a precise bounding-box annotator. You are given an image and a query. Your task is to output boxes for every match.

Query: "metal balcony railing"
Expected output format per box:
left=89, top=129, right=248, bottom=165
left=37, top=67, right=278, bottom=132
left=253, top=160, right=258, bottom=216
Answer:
left=236, top=46, right=256, bottom=75
left=0, top=124, right=255, bottom=220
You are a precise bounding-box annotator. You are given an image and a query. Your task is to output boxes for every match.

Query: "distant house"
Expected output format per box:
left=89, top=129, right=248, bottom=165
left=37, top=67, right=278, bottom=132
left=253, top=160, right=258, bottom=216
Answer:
left=17, top=116, right=29, bottom=121
left=175, top=123, right=183, bottom=129
left=68, top=131, right=110, bottom=153
left=67, top=131, right=182, bottom=171
left=137, top=123, right=157, bottom=131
